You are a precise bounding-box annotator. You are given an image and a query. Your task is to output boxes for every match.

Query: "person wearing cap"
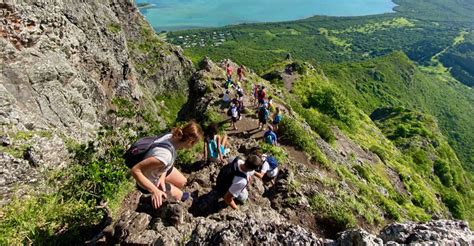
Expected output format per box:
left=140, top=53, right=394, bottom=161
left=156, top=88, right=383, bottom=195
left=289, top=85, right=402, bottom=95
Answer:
left=254, top=152, right=279, bottom=183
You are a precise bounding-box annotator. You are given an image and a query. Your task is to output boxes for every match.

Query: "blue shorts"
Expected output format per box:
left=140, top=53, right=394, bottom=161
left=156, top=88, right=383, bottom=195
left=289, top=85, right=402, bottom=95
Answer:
left=209, top=146, right=226, bottom=159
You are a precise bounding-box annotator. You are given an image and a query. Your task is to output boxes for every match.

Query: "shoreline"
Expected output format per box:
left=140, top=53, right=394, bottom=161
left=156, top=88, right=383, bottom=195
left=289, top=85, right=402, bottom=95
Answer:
left=137, top=1, right=398, bottom=32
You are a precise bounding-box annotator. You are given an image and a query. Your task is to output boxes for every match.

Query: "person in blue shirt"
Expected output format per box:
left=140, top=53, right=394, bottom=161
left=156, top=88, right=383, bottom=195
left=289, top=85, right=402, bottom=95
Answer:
left=272, top=107, right=283, bottom=131
left=263, top=125, right=278, bottom=145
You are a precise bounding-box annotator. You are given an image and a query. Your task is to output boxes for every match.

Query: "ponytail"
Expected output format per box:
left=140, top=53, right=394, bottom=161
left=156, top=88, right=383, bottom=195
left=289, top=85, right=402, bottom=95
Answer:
left=172, top=121, right=203, bottom=144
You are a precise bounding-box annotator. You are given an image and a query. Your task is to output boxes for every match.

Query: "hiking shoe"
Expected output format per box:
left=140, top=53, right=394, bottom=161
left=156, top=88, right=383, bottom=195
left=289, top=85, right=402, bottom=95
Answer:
left=181, top=192, right=191, bottom=202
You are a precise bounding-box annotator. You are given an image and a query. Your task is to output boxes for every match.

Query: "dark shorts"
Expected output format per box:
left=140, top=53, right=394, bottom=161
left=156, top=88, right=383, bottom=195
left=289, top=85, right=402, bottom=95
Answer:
left=231, top=116, right=238, bottom=122
left=258, top=98, right=265, bottom=104
left=136, top=167, right=174, bottom=194
left=262, top=174, right=276, bottom=183
left=221, top=101, right=230, bottom=109
left=259, top=118, right=267, bottom=124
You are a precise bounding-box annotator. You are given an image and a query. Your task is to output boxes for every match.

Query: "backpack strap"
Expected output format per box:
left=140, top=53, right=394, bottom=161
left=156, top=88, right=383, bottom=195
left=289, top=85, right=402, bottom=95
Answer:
left=150, top=140, right=176, bottom=166
left=232, top=158, right=248, bottom=181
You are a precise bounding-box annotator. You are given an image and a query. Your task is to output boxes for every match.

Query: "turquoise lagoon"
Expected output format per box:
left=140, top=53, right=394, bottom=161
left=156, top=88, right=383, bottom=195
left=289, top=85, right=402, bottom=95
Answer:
left=136, top=0, right=396, bottom=31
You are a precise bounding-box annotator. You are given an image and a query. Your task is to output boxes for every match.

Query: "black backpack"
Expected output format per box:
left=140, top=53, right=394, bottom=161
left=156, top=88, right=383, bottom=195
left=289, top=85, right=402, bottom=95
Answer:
left=215, top=157, right=247, bottom=197
left=237, top=89, right=244, bottom=97
left=123, top=135, right=175, bottom=168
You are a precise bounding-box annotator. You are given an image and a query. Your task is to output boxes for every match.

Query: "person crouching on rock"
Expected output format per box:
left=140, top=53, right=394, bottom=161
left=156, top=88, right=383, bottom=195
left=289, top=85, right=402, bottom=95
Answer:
left=203, top=123, right=229, bottom=164
left=254, top=151, right=279, bottom=184
left=216, top=155, right=263, bottom=210
left=130, top=121, right=203, bottom=209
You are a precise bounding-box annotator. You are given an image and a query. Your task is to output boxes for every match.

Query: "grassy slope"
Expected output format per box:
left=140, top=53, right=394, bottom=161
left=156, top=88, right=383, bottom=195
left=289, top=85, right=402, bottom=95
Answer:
left=278, top=60, right=474, bottom=226
left=321, top=53, right=474, bottom=171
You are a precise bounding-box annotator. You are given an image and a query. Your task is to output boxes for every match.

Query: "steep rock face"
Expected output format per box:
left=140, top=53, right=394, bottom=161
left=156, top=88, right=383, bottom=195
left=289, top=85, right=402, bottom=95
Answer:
left=0, top=0, right=193, bottom=203
left=1, top=0, right=192, bottom=136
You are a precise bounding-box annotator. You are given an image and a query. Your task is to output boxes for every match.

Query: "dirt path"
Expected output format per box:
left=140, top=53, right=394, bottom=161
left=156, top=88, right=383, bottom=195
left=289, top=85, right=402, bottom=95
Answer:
left=220, top=85, right=311, bottom=166
left=281, top=72, right=299, bottom=91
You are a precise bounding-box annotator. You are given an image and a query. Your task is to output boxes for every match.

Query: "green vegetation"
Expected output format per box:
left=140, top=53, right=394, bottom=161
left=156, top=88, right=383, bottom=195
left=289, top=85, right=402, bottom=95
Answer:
left=372, top=107, right=473, bottom=221
left=0, top=130, right=53, bottom=158
left=252, top=56, right=473, bottom=228
left=0, top=125, right=135, bottom=244
left=169, top=1, right=474, bottom=172
left=0, top=194, right=98, bottom=245
left=0, top=92, right=190, bottom=244
left=321, top=53, right=474, bottom=172
left=127, top=19, right=169, bottom=81
left=155, top=93, right=188, bottom=126
left=279, top=117, right=328, bottom=166
left=107, top=22, right=121, bottom=34
left=112, top=97, right=136, bottom=119
left=305, top=86, right=354, bottom=126
left=310, top=194, right=357, bottom=231
left=393, top=0, right=474, bottom=22
left=3, top=0, right=474, bottom=243
left=169, top=15, right=463, bottom=72
left=259, top=143, right=289, bottom=163
left=440, top=42, right=474, bottom=87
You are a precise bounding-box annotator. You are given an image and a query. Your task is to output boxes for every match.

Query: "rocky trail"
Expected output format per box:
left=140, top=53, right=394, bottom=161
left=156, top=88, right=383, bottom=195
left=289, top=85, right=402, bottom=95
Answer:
left=2, top=1, right=473, bottom=245
left=97, top=60, right=474, bottom=245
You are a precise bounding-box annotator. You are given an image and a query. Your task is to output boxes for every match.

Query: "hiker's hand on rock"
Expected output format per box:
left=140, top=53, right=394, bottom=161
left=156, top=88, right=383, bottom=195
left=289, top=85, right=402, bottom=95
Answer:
left=159, top=181, right=167, bottom=193
left=151, top=189, right=167, bottom=209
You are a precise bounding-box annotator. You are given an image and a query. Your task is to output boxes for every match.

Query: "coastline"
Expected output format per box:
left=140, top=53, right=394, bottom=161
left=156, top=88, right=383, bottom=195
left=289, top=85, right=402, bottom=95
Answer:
left=137, top=0, right=398, bottom=32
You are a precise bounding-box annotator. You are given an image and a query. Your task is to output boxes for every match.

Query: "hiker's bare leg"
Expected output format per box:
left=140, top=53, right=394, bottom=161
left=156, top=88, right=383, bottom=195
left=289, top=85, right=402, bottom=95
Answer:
left=165, top=168, right=187, bottom=189
left=221, top=134, right=228, bottom=148
left=161, top=182, right=183, bottom=200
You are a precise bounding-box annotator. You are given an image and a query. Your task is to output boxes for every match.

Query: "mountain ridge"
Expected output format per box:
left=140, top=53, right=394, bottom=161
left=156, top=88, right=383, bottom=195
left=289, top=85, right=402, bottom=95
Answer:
left=0, top=0, right=473, bottom=244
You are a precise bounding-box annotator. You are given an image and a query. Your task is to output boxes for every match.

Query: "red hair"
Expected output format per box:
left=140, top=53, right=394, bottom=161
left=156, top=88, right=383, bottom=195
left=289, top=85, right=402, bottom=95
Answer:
left=171, top=121, right=203, bottom=144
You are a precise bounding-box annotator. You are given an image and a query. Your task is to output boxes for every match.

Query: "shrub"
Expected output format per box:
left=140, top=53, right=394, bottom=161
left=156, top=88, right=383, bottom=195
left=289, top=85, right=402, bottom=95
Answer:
left=441, top=191, right=465, bottom=219
left=300, top=109, right=336, bottom=143
left=434, top=159, right=454, bottom=187
left=0, top=195, right=98, bottom=245
left=305, top=86, right=354, bottom=125
left=279, top=118, right=328, bottom=165
left=111, top=97, right=136, bottom=118
left=411, top=149, right=432, bottom=174
left=107, top=22, right=121, bottom=34
left=354, top=165, right=372, bottom=182
left=380, top=198, right=401, bottom=220
left=309, top=194, right=357, bottom=232
left=259, top=143, right=289, bottom=163
left=369, top=145, right=388, bottom=162
left=176, top=141, right=204, bottom=167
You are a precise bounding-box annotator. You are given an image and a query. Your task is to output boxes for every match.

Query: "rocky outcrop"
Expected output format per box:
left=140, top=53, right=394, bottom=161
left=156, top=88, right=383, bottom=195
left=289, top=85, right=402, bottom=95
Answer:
left=103, top=159, right=473, bottom=245
left=0, top=0, right=193, bottom=203
left=379, top=220, right=473, bottom=245
left=1, top=0, right=192, bottom=136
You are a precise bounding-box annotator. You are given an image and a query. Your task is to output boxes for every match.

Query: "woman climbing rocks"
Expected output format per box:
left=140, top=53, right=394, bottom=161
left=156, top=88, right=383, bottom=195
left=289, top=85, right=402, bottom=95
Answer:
left=129, top=121, right=203, bottom=209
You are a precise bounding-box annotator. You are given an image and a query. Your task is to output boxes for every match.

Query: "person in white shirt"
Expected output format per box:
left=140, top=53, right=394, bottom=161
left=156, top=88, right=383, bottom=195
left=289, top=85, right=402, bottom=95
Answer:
left=254, top=154, right=279, bottom=182
left=131, top=122, right=203, bottom=209
left=224, top=155, right=263, bottom=210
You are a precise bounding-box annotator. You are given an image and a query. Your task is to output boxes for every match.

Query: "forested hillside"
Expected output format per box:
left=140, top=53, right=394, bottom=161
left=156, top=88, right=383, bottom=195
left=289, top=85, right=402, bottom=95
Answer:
left=167, top=0, right=474, bottom=171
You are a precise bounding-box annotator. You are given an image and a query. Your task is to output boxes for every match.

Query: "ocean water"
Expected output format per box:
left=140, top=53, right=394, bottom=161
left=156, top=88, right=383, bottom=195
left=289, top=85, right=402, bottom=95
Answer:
left=136, top=0, right=396, bottom=31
